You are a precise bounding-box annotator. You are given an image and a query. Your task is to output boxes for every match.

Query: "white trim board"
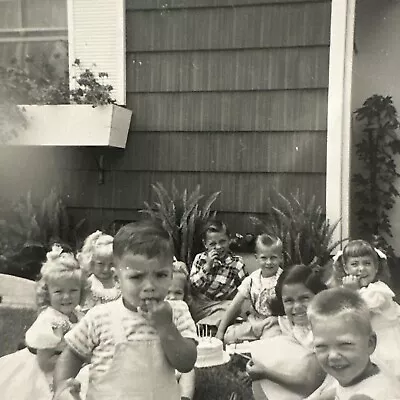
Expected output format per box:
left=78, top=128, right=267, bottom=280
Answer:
left=326, top=0, right=356, bottom=245
left=67, top=0, right=127, bottom=105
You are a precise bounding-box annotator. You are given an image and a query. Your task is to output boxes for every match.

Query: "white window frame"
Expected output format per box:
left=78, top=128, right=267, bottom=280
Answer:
left=0, top=0, right=68, bottom=43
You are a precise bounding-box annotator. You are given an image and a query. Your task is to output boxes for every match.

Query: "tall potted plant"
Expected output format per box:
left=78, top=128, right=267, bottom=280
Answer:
left=353, top=95, right=400, bottom=256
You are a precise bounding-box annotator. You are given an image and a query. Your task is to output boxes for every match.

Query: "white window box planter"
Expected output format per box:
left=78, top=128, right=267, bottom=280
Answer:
left=7, top=104, right=132, bottom=148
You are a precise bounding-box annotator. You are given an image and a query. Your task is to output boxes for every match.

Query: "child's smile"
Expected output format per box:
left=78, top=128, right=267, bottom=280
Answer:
left=281, top=283, right=315, bottom=326
left=312, top=315, right=376, bottom=386
left=48, top=278, right=81, bottom=315
left=255, top=245, right=282, bottom=278
left=344, top=255, right=377, bottom=287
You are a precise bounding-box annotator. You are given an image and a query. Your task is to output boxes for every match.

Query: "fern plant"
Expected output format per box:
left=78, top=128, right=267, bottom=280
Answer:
left=250, top=191, right=342, bottom=268
left=0, top=189, right=86, bottom=279
left=140, top=182, right=220, bottom=267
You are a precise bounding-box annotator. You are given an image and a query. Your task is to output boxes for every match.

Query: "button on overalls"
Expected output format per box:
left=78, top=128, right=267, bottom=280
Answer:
left=86, top=311, right=180, bottom=400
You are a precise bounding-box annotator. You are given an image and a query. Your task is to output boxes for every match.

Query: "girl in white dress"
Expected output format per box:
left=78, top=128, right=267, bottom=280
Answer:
left=0, top=244, right=89, bottom=399
left=333, top=239, right=400, bottom=379
left=77, top=231, right=120, bottom=312
left=246, top=264, right=328, bottom=400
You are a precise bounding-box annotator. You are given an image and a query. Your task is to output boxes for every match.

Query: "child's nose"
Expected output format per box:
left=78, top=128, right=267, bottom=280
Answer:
left=327, top=349, right=341, bottom=362
left=142, top=278, right=155, bottom=292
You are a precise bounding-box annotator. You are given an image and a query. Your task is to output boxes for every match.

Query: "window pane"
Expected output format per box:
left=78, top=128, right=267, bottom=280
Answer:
left=23, top=0, right=67, bottom=28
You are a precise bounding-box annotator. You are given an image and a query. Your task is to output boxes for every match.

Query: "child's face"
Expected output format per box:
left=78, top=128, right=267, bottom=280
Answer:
left=344, top=255, right=377, bottom=287
left=92, top=253, right=114, bottom=282
left=114, top=253, right=173, bottom=311
left=255, top=245, right=282, bottom=278
left=281, top=283, right=315, bottom=326
left=48, top=278, right=81, bottom=315
left=311, top=315, right=376, bottom=387
left=165, top=273, right=186, bottom=301
left=204, top=231, right=230, bottom=258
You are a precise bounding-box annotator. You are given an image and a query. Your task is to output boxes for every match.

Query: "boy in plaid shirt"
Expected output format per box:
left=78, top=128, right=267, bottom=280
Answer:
left=189, top=219, right=248, bottom=326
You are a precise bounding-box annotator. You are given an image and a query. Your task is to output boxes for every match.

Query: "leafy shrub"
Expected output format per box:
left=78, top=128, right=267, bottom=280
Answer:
left=0, top=189, right=86, bottom=279
left=140, top=182, right=220, bottom=267
left=353, top=95, right=400, bottom=256
left=250, top=191, right=342, bottom=268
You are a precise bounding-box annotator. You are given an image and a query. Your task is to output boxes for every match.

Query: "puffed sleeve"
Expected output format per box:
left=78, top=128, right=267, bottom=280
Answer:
left=359, top=281, right=395, bottom=313
left=170, top=300, right=198, bottom=343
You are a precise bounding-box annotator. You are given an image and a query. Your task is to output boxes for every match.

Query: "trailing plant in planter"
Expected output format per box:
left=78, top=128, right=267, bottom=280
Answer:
left=0, top=57, right=131, bottom=147
left=0, top=57, right=115, bottom=107
left=250, top=191, right=342, bottom=269
left=140, top=182, right=220, bottom=268
left=353, top=95, right=400, bottom=256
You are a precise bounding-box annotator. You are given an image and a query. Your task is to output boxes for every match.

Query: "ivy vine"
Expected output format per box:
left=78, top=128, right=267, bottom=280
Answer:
left=353, top=95, right=400, bottom=255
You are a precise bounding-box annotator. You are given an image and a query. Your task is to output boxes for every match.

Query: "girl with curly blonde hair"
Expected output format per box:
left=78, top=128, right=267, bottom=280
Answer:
left=36, top=243, right=89, bottom=329
left=77, top=230, right=120, bottom=312
left=0, top=244, right=90, bottom=400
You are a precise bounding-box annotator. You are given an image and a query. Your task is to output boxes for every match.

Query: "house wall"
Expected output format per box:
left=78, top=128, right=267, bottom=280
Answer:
left=351, top=0, right=400, bottom=253
left=0, top=0, right=331, bottom=236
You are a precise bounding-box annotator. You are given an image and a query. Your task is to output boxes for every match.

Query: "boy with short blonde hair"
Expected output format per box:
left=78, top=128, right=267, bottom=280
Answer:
left=307, top=287, right=400, bottom=400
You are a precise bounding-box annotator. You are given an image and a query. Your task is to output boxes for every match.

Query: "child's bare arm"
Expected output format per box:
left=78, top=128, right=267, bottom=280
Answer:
left=178, top=369, right=196, bottom=400
left=143, top=301, right=197, bottom=373
left=159, top=322, right=197, bottom=373
left=53, top=347, right=85, bottom=397
left=246, top=358, right=326, bottom=397
left=216, top=292, right=246, bottom=340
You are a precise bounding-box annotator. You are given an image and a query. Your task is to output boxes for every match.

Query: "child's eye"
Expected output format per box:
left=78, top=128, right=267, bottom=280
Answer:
left=157, top=272, right=169, bottom=278
left=130, top=275, right=141, bottom=280
left=314, top=345, right=327, bottom=352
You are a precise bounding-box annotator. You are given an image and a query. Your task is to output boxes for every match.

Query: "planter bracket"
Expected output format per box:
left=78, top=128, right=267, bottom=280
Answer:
left=91, top=152, right=105, bottom=185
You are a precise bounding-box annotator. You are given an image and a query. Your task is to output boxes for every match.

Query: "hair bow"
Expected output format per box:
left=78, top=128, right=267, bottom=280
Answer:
left=332, top=247, right=387, bottom=262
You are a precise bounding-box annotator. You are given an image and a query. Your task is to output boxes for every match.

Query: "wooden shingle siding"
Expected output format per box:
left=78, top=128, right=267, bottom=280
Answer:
left=126, top=47, right=329, bottom=92
left=126, top=0, right=328, bottom=10
left=126, top=2, right=331, bottom=51
left=0, top=0, right=331, bottom=235
left=126, top=90, right=327, bottom=131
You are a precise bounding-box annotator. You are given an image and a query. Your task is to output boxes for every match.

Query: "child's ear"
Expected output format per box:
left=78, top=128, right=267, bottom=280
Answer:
left=368, top=331, right=377, bottom=355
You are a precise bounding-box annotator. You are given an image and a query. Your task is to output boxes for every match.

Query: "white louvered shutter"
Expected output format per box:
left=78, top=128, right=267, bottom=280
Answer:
left=67, top=0, right=126, bottom=105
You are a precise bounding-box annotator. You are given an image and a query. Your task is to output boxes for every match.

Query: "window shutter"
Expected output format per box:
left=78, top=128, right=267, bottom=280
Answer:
left=67, top=0, right=126, bottom=105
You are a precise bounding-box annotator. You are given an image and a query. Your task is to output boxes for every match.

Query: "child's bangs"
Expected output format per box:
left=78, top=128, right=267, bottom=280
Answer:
left=344, top=242, right=375, bottom=260
left=47, top=268, right=82, bottom=287
left=121, top=239, right=174, bottom=261
left=93, top=243, right=113, bottom=259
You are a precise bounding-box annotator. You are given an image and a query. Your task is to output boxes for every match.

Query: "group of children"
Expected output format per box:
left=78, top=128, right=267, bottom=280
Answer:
left=0, top=216, right=400, bottom=400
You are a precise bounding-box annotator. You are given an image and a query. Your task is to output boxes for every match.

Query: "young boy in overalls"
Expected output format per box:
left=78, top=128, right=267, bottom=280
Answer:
left=53, top=220, right=198, bottom=400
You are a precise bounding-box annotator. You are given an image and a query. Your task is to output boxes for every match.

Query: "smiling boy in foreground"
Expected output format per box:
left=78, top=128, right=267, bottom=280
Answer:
left=307, top=287, right=400, bottom=400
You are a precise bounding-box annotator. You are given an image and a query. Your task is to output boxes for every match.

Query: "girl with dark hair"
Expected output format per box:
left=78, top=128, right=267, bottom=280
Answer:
left=246, top=264, right=327, bottom=400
